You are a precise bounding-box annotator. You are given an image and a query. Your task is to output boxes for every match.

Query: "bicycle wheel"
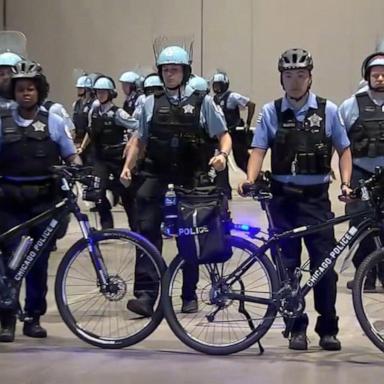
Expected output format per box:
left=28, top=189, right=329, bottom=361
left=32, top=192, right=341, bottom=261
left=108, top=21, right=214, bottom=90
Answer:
left=353, top=248, right=384, bottom=353
left=55, top=229, right=166, bottom=349
left=162, top=235, right=279, bottom=355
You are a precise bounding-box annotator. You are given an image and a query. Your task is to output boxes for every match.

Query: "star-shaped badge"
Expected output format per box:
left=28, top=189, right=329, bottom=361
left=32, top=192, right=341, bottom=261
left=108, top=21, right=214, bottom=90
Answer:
left=307, top=113, right=322, bottom=127
left=183, top=104, right=195, bottom=114
left=32, top=121, right=46, bottom=132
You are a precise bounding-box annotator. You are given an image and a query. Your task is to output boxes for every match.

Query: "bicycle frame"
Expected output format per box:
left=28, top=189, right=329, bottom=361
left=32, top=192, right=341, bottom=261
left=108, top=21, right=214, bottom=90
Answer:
left=225, top=205, right=382, bottom=309
left=0, top=174, right=107, bottom=296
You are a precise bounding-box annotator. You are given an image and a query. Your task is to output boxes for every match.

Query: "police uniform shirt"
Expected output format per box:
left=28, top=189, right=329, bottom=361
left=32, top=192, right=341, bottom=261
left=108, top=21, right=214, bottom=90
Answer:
left=0, top=96, right=17, bottom=110
left=225, top=92, right=250, bottom=110
left=338, top=90, right=384, bottom=173
left=138, top=85, right=227, bottom=144
left=43, top=102, right=76, bottom=136
left=252, top=91, right=350, bottom=185
left=132, top=94, right=146, bottom=121
left=0, top=106, right=77, bottom=181
left=89, top=101, right=138, bottom=134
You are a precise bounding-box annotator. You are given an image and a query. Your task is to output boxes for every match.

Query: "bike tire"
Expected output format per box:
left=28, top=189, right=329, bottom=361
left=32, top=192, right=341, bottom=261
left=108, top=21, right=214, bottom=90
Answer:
left=162, top=235, right=279, bottom=355
left=353, top=248, right=384, bottom=353
left=55, top=229, right=166, bottom=349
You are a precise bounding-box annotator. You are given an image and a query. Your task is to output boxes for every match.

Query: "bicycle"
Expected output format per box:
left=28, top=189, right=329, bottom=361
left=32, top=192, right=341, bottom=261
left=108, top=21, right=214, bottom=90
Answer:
left=0, top=165, right=166, bottom=349
left=161, top=169, right=384, bottom=355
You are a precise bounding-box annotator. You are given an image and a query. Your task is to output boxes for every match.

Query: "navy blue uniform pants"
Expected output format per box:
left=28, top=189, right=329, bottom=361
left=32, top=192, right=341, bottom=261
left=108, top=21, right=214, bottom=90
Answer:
left=0, top=192, right=58, bottom=318
left=134, top=174, right=198, bottom=301
left=345, top=166, right=384, bottom=283
left=269, top=181, right=339, bottom=336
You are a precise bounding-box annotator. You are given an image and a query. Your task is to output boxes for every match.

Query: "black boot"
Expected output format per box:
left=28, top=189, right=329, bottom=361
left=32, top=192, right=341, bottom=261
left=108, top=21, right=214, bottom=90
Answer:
left=181, top=299, right=198, bottom=313
left=127, top=296, right=154, bottom=317
left=23, top=317, right=47, bottom=338
left=289, top=331, right=308, bottom=350
left=319, top=335, right=341, bottom=351
left=0, top=314, right=16, bottom=342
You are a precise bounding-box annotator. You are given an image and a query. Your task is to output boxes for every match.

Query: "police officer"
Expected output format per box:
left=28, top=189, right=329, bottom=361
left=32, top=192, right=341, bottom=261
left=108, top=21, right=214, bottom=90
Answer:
left=339, top=52, right=384, bottom=291
left=72, top=75, right=88, bottom=147
left=212, top=71, right=256, bottom=198
left=0, top=60, right=81, bottom=342
left=239, top=48, right=352, bottom=351
left=121, top=44, right=231, bottom=317
left=119, top=71, right=141, bottom=115
left=71, top=74, right=88, bottom=146
left=83, top=75, right=137, bottom=230
left=0, top=52, right=22, bottom=109
left=77, top=72, right=103, bottom=164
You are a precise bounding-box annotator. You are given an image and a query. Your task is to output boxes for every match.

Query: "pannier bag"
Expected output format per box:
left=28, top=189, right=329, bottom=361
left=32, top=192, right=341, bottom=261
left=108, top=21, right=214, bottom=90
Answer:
left=175, top=186, right=232, bottom=264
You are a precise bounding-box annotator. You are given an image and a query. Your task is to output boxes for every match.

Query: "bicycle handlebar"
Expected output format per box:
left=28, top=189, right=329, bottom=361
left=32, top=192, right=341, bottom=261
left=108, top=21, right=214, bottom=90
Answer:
left=50, top=165, right=99, bottom=188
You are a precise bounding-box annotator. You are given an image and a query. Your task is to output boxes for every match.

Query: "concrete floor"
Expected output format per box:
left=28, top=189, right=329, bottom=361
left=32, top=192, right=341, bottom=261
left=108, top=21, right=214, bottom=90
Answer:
left=1, top=165, right=384, bottom=384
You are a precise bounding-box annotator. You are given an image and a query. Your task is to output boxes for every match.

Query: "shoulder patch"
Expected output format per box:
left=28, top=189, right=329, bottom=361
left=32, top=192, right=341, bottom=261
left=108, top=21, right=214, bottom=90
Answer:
left=256, top=112, right=263, bottom=124
left=119, top=109, right=130, bottom=120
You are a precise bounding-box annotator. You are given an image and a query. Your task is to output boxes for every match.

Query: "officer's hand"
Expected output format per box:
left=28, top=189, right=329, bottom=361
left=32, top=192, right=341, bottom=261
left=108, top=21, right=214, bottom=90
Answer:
left=209, top=153, right=227, bottom=172
left=244, top=124, right=250, bottom=133
left=238, top=180, right=254, bottom=196
left=338, top=185, right=353, bottom=203
left=120, top=167, right=132, bottom=188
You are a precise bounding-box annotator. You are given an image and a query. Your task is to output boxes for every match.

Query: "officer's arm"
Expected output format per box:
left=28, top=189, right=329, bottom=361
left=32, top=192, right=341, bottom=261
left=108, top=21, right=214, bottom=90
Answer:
left=64, top=153, right=83, bottom=166
left=336, top=147, right=352, bottom=187
left=115, top=108, right=139, bottom=131
left=79, top=132, right=91, bottom=153
left=209, top=132, right=232, bottom=171
left=247, top=148, right=267, bottom=183
left=217, top=132, right=232, bottom=155
left=122, top=136, right=146, bottom=174
left=245, top=101, right=256, bottom=128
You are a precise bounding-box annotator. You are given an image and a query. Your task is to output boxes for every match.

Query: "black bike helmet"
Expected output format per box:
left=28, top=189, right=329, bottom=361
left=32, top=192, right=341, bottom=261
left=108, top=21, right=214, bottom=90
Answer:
left=278, top=48, right=313, bottom=72
left=11, top=60, right=49, bottom=104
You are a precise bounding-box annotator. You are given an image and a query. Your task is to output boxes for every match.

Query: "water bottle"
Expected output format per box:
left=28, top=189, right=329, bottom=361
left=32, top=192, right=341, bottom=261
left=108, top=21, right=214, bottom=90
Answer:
left=8, top=236, right=34, bottom=270
left=164, top=184, right=178, bottom=236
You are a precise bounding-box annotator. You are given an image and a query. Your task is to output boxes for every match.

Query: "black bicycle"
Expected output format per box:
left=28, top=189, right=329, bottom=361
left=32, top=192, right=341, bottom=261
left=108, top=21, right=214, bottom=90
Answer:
left=161, top=169, right=384, bottom=355
left=0, top=165, right=166, bottom=349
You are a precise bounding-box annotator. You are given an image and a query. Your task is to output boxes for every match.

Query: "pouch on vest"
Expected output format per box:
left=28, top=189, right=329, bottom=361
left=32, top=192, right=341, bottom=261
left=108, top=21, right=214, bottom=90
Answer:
left=175, top=186, right=232, bottom=264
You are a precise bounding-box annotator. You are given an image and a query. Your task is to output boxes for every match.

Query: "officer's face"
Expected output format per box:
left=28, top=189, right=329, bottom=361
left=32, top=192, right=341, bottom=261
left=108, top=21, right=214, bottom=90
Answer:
left=121, top=82, right=134, bottom=96
left=281, top=69, right=311, bottom=98
left=212, top=82, right=224, bottom=94
left=14, top=79, right=38, bottom=109
left=0, top=66, right=12, bottom=92
left=162, top=65, right=183, bottom=89
left=77, top=87, right=85, bottom=97
left=369, top=66, right=384, bottom=90
left=96, top=89, right=109, bottom=104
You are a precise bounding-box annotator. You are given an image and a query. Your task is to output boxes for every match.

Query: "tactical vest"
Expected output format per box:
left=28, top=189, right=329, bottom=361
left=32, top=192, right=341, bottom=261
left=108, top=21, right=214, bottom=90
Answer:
left=90, top=105, right=126, bottom=160
left=271, top=97, right=332, bottom=175
left=214, top=90, right=242, bottom=131
left=146, top=91, right=216, bottom=179
left=123, top=93, right=139, bottom=115
left=43, top=100, right=55, bottom=111
left=349, top=92, right=384, bottom=158
left=72, top=98, right=88, bottom=141
left=0, top=110, right=61, bottom=177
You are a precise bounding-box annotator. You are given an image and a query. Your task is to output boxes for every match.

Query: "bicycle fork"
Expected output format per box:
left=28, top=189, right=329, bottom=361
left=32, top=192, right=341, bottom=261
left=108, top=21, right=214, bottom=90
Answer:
left=78, top=215, right=109, bottom=287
